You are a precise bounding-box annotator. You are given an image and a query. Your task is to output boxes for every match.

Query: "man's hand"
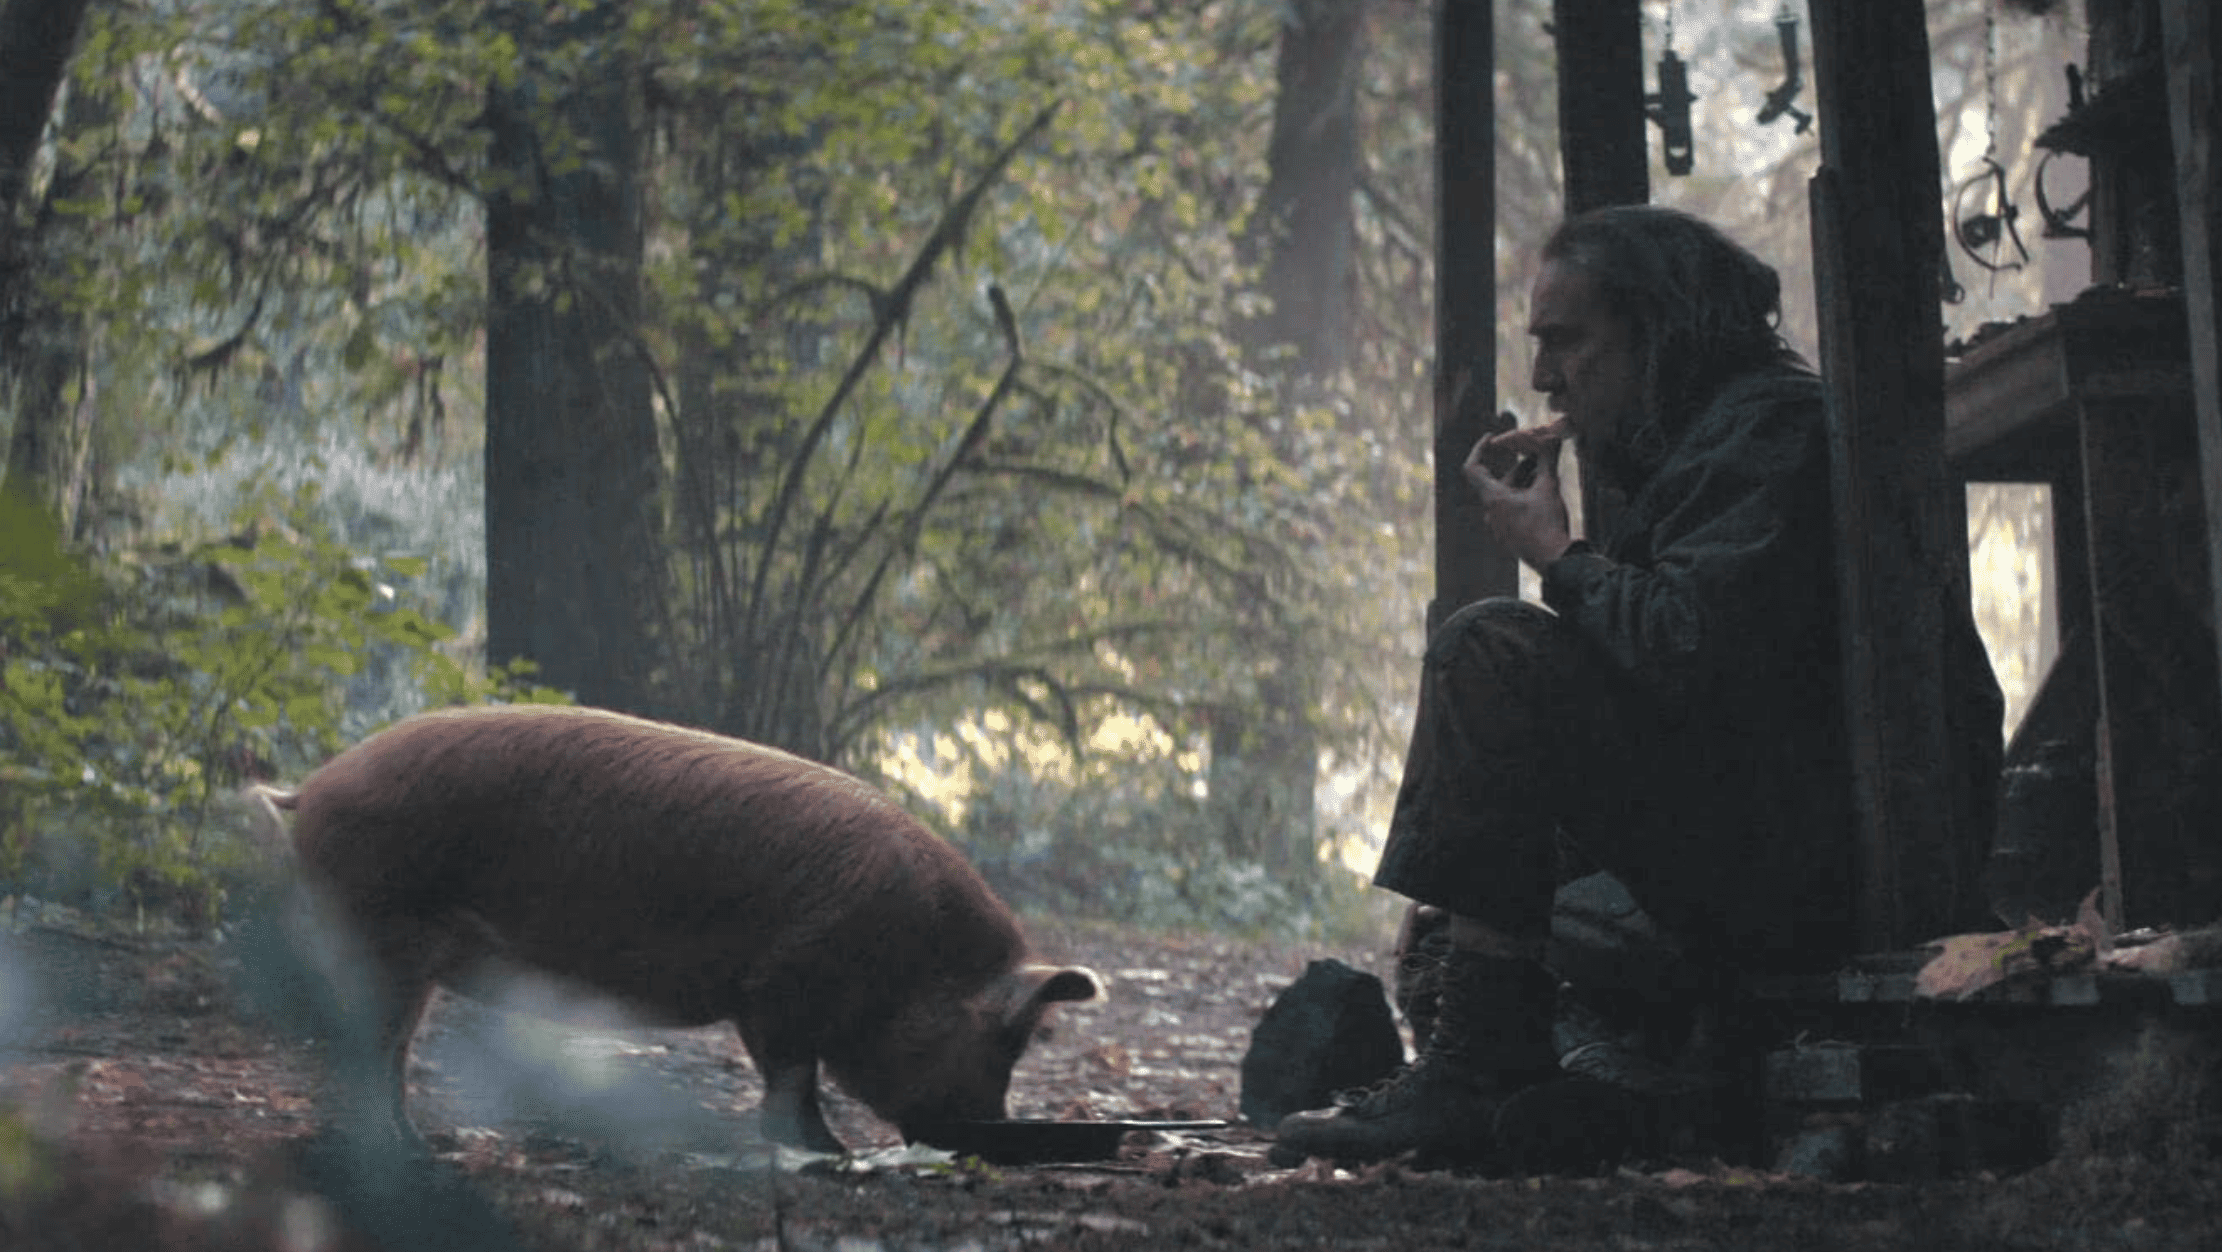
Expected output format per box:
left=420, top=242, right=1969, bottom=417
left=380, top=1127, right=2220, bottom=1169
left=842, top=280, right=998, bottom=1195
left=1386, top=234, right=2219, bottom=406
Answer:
left=1462, top=420, right=1575, bottom=570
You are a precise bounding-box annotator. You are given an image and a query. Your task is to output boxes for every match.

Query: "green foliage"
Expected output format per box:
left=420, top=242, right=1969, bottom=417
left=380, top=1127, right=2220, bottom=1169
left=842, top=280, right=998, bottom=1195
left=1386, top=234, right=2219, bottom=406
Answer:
left=0, top=1102, right=59, bottom=1214
left=10, top=0, right=1446, bottom=925
left=0, top=485, right=558, bottom=924
left=949, top=753, right=1383, bottom=941
left=635, top=0, right=1380, bottom=765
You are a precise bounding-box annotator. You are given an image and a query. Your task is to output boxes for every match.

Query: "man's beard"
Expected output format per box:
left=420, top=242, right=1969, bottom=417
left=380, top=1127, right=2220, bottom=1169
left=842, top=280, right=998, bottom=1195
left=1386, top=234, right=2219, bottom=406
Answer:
left=1575, top=413, right=1670, bottom=495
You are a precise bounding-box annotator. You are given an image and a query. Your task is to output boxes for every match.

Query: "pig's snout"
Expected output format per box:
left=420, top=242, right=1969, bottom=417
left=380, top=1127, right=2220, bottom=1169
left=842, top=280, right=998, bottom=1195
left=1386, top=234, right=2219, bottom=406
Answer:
left=872, top=1014, right=1025, bottom=1142
left=848, top=965, right=1100, bottom=1142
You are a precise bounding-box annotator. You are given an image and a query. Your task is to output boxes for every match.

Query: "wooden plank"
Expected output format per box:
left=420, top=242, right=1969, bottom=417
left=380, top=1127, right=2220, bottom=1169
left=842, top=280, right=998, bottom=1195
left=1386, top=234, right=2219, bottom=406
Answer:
left=1808, top=1, right=1978, bottom=951
left=1431, top=0, right=1514, bottom=627
left=2171, top=968, right=2222, bottom=1007
left=2160, top=0, right=2222, bottom=735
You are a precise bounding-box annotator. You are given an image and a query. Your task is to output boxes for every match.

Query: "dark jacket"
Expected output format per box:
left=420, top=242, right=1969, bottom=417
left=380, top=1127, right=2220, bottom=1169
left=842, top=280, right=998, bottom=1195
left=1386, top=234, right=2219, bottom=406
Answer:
left=1538, top=365, right=2003, bottom=960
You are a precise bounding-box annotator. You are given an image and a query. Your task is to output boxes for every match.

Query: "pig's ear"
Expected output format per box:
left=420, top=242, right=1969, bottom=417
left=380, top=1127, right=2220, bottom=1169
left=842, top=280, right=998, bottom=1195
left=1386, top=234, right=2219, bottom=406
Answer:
left=1015, top=964, right=1103, bottom=1012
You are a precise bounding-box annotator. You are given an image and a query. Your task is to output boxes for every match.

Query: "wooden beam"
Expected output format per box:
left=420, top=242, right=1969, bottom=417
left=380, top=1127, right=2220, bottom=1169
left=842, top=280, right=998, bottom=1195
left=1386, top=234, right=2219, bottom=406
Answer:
left=1551, top=0, right=1648, bottom=546
left=2161, top=0, right=2222, bottom=734
left=1552, top=0, right=1649, bottom=214
left=1432, top=0, right=1513, bottom=628
left=1808, top=1, right=1980, bottom=950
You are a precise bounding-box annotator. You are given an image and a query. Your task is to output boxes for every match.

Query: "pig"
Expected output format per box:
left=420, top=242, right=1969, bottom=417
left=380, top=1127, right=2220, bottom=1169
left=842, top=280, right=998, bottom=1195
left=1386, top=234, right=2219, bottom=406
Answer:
left=246, top=703, right=1099, bottom=1153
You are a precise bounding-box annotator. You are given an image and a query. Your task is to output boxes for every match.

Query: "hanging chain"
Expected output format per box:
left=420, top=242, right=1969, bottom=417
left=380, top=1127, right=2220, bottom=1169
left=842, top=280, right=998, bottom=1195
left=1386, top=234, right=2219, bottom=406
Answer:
left=1983, top=0, right=2000, bottom=161
left=1952, top=0, right=2028, bottom=281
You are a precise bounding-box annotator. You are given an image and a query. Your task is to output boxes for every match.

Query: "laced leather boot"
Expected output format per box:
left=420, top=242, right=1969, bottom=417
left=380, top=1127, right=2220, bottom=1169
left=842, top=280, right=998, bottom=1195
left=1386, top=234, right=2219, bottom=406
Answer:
left=1272, top=948, right=1560, bottom=1165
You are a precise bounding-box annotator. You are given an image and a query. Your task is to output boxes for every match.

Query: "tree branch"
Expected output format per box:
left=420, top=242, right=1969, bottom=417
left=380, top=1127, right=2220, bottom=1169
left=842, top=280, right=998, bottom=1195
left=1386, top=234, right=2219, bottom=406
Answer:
left=738, top=99, right=1062, bottom=653
left=822, top=285, right=1025, bottom=682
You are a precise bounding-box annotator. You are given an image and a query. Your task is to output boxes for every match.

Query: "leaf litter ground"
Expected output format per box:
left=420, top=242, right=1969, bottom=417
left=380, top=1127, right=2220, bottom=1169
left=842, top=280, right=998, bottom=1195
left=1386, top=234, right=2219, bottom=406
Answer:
left=3, top=909, right=2220, bottom=1250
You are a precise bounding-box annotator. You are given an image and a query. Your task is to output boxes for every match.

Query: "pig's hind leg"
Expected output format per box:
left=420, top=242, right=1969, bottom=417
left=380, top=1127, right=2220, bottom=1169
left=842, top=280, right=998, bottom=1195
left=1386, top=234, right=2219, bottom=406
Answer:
left=332, top=913, right=489, bottom=1148
left=734, top=1020, right=845, bottom=1153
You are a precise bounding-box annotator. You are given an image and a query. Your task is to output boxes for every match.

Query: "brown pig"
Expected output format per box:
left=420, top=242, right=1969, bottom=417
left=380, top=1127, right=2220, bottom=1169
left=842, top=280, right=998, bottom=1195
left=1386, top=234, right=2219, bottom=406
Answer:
left=247, top=704, right=1099, bottom=1153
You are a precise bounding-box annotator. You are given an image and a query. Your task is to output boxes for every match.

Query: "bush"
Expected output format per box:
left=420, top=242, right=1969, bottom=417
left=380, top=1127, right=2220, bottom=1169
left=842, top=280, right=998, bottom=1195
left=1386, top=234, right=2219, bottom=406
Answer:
left=947, top=753, right=1387, bottom=943
left=0, top=484, right=557, bottom=927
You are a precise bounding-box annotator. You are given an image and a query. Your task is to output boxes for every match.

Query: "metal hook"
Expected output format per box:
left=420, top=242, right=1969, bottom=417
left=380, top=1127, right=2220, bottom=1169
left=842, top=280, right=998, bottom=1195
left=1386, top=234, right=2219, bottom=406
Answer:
left=2034, top=148, right=2091, bottom=241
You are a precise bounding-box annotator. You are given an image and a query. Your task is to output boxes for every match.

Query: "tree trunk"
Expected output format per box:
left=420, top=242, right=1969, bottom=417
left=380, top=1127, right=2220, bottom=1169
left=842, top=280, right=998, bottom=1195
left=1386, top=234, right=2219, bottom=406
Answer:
left=484, top=9, right=665, bottom=712
left=3, top=0, right=98, bottom=537
left=1210, top=0, right=1368, bottom=887
left=1249, top=0, right=1365, bottom=378
left=2, top=318, right=91, bottom=535
left=0, top=0, right=88, bottom=221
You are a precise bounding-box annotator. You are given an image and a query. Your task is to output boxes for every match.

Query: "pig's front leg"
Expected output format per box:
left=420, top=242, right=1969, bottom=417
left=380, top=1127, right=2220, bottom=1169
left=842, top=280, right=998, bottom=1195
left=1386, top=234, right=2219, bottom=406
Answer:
left=737, top=1015, right=845, bottom=1152
left=758, top=1056, right=844, bottom=1153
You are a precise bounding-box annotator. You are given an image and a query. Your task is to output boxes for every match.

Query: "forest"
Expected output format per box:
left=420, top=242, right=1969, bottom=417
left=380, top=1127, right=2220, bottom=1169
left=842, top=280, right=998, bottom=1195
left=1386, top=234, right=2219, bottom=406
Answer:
left=13, top=2, right=2217, bottom=1250
left=0, top=0, right=2074, bottom=939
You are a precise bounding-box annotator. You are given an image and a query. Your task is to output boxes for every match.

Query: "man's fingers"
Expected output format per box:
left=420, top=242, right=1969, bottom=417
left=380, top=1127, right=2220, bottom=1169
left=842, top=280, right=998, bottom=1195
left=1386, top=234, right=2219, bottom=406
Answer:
left=1492, top=422, right=1568, bottom=459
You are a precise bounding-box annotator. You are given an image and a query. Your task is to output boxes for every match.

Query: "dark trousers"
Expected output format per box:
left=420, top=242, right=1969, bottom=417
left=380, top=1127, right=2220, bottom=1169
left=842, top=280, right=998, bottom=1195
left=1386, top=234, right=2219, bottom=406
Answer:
left=1373, top=598, right=1761, bottom=966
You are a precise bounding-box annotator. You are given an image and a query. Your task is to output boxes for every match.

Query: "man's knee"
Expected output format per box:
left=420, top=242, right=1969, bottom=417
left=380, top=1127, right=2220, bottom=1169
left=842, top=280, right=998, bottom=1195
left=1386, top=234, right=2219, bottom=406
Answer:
left=1426, top=597, right=1561, bottom=670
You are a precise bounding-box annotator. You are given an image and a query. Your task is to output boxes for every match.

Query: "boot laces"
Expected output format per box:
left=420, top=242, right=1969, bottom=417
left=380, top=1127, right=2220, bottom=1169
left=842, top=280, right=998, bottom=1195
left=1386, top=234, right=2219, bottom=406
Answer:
left=1327, top=1041, right=1477, bottom=1115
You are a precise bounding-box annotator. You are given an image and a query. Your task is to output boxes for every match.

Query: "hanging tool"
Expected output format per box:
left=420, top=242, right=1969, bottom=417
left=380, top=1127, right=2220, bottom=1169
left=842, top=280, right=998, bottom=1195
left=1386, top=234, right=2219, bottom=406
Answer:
left=2033, top=64, right=2090, bottom=240
left=1647, top=49, right=1696, bottom=176
left=1756, top=6, right=1813, bottom=134
left=1953, top=156, right=2031, bottom=276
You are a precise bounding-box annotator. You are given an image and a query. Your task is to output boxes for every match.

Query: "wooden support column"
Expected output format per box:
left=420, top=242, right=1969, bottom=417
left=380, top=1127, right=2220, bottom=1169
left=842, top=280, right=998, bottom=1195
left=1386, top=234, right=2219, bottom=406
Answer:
left=2161, top=0, right=2222, bottom=728
left=1551, top=0, right=1648, bottom=544
left=1808, top=1, right=1981, bottom=950
left=1431, top=0, right=1511, bottom=629
left=1552, top=0, right=1649, bottom=214
left=2074, top=344, right=2214, bottom=932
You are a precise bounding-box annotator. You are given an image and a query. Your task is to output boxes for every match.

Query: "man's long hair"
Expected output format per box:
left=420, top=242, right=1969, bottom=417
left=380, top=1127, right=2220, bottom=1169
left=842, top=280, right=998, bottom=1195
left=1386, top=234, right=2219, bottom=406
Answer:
left=1541, top=205, right=1809, bottom=475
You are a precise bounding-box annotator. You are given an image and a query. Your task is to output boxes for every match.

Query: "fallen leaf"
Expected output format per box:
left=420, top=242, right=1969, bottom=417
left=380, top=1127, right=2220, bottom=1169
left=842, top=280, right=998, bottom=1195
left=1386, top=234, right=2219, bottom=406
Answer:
left=2105, top=933, right=2187, bottom=974
left=1914, top=921, right=2098, bottom=1000
left=2076, top=887, right=2112, bottom=958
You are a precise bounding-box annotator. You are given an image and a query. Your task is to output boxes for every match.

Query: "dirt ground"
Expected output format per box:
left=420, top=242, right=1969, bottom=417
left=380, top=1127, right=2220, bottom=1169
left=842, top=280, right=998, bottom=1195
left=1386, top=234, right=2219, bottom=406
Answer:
left=4, top=906, right=2221, bottom=1251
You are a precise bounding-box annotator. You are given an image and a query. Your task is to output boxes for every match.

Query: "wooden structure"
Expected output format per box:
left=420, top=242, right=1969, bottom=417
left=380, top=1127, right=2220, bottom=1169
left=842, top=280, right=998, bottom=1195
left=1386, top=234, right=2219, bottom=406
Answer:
left=1808, top=0, right=1988, bottom=950
left=1941, top=0, right=2222, bottom=936
left=1442, top=2, right=2222, bottom=1168
left=1429, top=0, right=1512, bottom=630
left=2165, top=0, right=2222, bottom=733
left=1499, top=0, right=2222, bottom=947
left=1551, top=0, right=1647, bottom=214
left=1551, top=0, right=1647, bottom=546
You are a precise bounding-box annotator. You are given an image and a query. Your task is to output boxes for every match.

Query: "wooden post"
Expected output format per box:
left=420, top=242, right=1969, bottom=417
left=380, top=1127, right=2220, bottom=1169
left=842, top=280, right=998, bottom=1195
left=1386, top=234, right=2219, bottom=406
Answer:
left=1551, top=0, right=1649, bottom=544
left=1552, top=0, right=1649, bottom=214
left=2161, top=0, right=2222, bottom=733
left=1808, top=1, right=1979, bottom=950
left=1432, top=0, right=1512, bottom=629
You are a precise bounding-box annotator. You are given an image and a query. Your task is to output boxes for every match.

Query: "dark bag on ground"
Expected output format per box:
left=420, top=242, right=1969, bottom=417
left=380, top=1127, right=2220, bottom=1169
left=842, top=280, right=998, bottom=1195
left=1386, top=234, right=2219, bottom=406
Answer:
left=1239, top=958, right=1404, bottom=1127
